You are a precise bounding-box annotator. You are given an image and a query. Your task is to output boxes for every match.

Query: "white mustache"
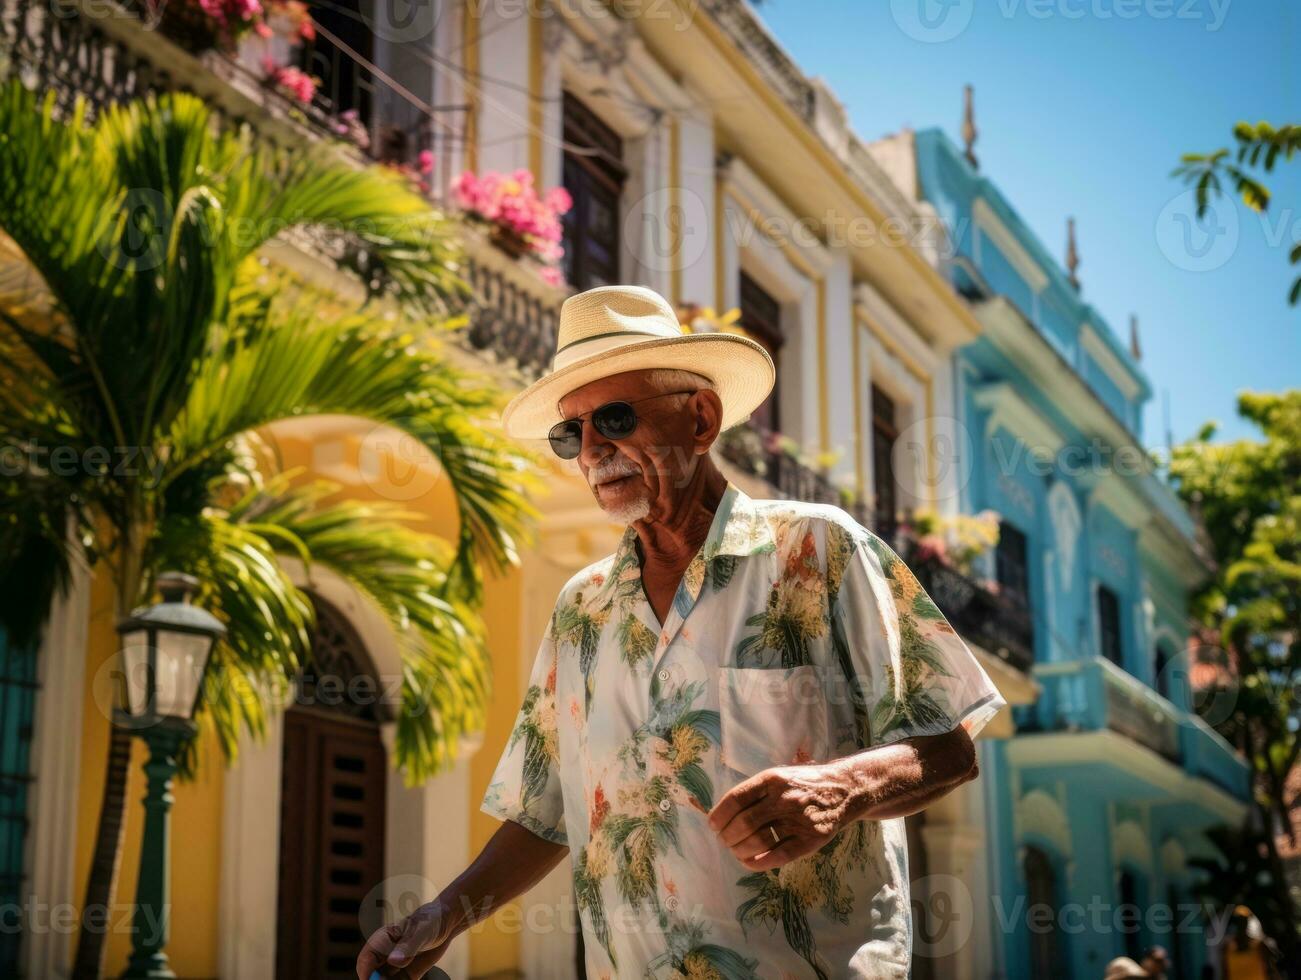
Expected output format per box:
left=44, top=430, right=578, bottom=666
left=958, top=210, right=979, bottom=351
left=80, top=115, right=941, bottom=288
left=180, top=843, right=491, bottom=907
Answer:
left=588, top=457, right=642, bottom=488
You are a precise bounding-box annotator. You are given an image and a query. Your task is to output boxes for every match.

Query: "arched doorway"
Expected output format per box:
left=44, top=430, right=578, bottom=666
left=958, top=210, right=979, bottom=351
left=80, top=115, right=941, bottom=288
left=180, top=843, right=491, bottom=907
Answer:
left=1024, top=846, right=1066, bottom=978
left=276, top=595, right=389, bottom=980
left=1118, top=868, right=1147, bottom=961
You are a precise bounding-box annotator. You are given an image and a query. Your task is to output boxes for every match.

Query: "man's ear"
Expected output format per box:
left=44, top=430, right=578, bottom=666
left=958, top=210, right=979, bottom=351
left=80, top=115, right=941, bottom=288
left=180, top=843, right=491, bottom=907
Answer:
left=693, top=388, right=724, bottom=452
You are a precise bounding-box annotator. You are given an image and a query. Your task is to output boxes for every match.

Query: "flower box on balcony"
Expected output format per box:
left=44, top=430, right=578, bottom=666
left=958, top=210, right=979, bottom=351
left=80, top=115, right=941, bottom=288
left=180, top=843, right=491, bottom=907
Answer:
left=909, top=552, right=1035, bottom=673
left=158, top=1, right=221, bottom=53
left=489, top=224, right=532, bottom=261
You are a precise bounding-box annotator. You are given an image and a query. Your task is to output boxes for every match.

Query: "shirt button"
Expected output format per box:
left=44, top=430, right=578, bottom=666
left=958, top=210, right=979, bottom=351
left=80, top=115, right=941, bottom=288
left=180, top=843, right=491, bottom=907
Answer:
left=658, top=798, right=671, bottom=812
left=657, top=668, right=669, bottom=681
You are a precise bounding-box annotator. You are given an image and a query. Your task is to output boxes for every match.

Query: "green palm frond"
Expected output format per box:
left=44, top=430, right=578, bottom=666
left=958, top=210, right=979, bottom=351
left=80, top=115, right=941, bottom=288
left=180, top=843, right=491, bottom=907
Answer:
left=152, top=508, right=315, bottom=765
left=1, top=75, right=537, bottom=779
left=223, top=475, right=500, bottom=782
left=152, top=469, right=513, bottom=782
left=0, top=80, right=466, bottom=459
left=166, top=288, right=540, bottom=598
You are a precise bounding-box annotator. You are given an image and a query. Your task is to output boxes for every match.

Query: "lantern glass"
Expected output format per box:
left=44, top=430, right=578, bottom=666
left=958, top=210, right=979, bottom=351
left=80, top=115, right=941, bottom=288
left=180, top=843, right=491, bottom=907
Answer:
left=118, top=628, right=212, bottom=720
left=156, top=631, right=211, bottom=719
left=120, top=628, right=152, bottom=717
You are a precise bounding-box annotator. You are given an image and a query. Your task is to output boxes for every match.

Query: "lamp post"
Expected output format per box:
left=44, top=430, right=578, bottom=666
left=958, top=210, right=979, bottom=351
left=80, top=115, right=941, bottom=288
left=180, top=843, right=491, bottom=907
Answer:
left=113, top=572, right=225, bottom=980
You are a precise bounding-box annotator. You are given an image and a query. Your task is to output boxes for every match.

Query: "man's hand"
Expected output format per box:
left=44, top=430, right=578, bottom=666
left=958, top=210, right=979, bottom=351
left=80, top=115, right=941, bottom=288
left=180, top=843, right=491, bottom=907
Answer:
left=707, top=763, right=855, bottom=872
left=355, top=819, right=568, bottom=980
left=356, top=899, right=456, bottom=980
left=707, top=728, right=979, bottom=872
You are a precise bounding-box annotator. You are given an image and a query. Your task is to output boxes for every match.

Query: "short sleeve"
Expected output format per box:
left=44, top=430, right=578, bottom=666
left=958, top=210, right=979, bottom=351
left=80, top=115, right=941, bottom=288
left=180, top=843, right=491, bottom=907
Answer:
left=827, top=524, right=1006, bottom=749
left=478, top=624, right=568, bottom=846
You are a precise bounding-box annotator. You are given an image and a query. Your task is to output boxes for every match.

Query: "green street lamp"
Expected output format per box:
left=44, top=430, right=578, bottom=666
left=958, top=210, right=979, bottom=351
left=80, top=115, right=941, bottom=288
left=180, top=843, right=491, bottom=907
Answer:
left=113, top=572, right=225, bottom=980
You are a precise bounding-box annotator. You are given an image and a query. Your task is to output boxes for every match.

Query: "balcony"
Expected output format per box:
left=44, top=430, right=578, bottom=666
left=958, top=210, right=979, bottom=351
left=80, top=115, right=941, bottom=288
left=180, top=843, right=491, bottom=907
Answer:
left=1, top=0, right=564, bottom=381
left=909, top=555, right=1035, bottom=674
left=1182, top=713, right=1251, bottom=798
left=3, top=1, right=896, bottom=521
left=714, top=421, right=840, bottom=506
left=1030, top=657, right=1251, bottom=797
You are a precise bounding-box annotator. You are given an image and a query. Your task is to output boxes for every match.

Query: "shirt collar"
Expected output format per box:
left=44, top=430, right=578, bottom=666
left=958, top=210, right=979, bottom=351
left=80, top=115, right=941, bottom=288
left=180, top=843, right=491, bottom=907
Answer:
left=609, top=481, right=776, bottom=577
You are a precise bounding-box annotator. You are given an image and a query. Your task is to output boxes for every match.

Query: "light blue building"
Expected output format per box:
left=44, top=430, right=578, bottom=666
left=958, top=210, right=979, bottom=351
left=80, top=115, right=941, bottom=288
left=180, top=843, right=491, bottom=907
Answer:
left=873, top=121, right=1252, bottom=979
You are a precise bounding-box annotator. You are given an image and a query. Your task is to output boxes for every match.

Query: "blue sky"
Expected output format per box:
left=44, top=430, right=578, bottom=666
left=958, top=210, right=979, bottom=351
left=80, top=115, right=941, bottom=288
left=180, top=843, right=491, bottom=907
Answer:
left=755, top=0, right=1299, bottom=446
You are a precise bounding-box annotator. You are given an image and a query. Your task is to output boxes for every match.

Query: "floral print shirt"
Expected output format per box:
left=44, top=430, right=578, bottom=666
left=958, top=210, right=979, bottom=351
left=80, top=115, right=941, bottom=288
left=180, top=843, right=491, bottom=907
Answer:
left=480, top=483, right=1006, bottom=979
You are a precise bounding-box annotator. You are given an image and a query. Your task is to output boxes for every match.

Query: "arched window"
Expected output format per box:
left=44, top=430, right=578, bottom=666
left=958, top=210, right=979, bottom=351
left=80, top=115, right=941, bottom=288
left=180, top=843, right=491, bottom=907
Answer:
left=1154, top=643, right=1175, bottom=702
left=1118, top=869, right=1145, bottom=960
left=1024, top=846, right=1065, bottom=977
left=277, top=595, right=388, bottom=979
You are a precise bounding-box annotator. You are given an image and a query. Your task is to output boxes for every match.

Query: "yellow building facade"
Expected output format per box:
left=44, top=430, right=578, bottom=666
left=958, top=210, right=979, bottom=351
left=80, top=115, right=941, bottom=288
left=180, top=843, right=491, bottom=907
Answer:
left=4, top=2, right=1043, bottom=978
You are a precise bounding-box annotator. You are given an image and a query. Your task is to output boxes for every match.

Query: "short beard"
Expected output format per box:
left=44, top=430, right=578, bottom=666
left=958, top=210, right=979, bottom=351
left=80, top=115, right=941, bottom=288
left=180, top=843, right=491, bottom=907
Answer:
left=588, top=456, right=650, bottom=525
left=601, top=493, right=650, bottom=525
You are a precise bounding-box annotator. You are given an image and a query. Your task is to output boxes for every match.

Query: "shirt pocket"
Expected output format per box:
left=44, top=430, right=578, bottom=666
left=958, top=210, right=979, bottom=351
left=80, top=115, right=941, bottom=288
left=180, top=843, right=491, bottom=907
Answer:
left=717, top=664, right=832, bottom=778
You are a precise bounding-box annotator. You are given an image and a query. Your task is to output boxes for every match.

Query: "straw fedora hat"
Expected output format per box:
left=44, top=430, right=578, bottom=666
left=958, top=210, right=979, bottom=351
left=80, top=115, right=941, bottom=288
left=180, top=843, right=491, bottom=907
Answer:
left=499, top=284, right=775, bottom=438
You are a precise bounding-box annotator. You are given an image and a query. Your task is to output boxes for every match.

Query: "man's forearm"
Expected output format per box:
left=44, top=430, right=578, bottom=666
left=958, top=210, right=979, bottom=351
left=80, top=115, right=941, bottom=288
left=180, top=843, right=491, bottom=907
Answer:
left=828, top=728, right=978, bottom=823
left=436, top=819, right=568, bottom=938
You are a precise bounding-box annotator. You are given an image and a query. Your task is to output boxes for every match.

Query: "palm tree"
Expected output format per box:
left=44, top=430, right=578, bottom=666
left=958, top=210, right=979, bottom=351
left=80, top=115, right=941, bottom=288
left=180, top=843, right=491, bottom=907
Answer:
left=0, top=79, right=539, bottom=976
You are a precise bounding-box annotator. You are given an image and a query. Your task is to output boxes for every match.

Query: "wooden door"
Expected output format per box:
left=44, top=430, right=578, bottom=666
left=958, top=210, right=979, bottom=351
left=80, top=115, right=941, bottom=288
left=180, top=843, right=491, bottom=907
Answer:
left=276, top=707, right=387, bottom=980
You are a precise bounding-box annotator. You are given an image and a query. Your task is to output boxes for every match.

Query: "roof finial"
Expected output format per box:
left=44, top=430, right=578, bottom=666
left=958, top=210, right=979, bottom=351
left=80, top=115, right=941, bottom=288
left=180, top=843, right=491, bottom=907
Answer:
left=1066, top=217, right=1080, bottom=290
left=962, top=84, right=978, bottom=169
left=1129, top=314, right=1142, bottom=360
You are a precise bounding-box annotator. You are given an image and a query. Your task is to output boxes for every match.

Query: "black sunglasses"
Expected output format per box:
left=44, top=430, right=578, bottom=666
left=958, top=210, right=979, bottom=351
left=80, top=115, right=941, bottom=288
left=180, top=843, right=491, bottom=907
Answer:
left=548, top=390, right=697, bottom=460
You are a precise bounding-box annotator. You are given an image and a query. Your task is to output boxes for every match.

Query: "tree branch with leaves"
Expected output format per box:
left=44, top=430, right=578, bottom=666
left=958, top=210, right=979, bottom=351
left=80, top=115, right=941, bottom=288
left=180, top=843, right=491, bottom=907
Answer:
left=1174, top=122, right=1301, bottom=303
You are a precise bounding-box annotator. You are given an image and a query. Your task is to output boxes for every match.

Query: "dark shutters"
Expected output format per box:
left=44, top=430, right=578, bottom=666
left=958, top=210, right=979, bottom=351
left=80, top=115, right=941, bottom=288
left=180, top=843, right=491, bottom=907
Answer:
left=276, top=596, right=388, bottom=980
left=561, top=93, right=625, bottom=291
left=739, top=272, right=783, bottom=433
left=1155, top=645, right=1172, bottom=700
left=277, top=710, right=387, bottom=980
left=995, top=521, right=1030, bottom=608
left=1024, top=847, right=1066, bottom=979
left=1118, top=869, right=1142, bottom=960
left=295, top=0, right=373, bottom=123
left=872, top=388, right=899, bottom=530
left=0, top=628, right=37, bottom=976
left=1098, top=585, right=1124, bottom=667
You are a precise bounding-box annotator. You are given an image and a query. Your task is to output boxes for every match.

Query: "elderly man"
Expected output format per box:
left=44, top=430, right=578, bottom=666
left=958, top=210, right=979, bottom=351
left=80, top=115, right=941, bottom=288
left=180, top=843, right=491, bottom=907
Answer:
left=358, top=285, right=1005, bottom=979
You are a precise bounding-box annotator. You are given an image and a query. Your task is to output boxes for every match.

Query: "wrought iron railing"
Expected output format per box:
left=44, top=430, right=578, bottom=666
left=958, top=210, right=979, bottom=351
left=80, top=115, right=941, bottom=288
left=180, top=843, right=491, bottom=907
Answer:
left=460, top=229, right=563, bottom=381
left=0, top=1, right=565, bottom=381
left=1030, top=657, right=1250, bottom=798
left=1099, top=657, right=1181, bottom=763
left=714, top=421, right=841, bottom=508
left=910, top=555, right=1036, bottom=674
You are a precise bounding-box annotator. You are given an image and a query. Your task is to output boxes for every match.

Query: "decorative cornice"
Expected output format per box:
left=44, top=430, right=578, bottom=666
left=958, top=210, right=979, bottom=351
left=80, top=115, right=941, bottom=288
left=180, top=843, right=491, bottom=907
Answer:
left=1159, top=836, right=1188, bottom=878
left=972, top=381, right=1066, bottom=454
left=1112, top=819, right=1155, bottom=872
left=1079, top=321, right=1142, bottom=401
left=972, top=197, right=1049, bottom=293
left=1005, top=730, right=1248, bottom=825
left=1016, top=788, right=1073, bottom=858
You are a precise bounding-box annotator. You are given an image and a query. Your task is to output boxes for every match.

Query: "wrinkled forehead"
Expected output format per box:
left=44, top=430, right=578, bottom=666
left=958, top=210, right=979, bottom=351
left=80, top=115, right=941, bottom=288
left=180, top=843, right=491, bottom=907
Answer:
left=557, top=369, right=661, bottom=415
